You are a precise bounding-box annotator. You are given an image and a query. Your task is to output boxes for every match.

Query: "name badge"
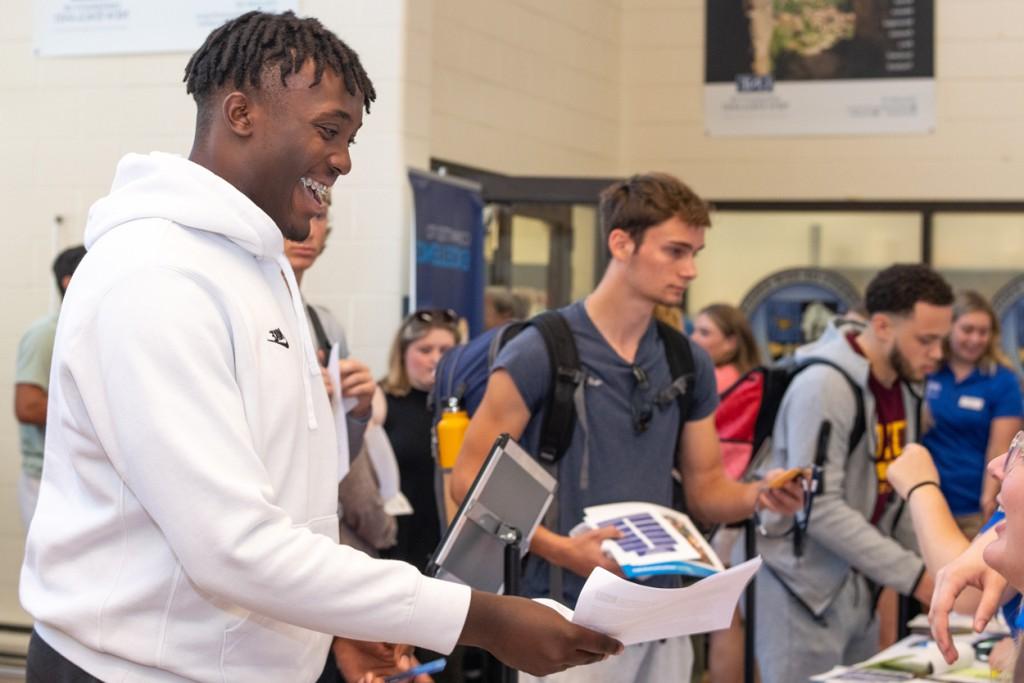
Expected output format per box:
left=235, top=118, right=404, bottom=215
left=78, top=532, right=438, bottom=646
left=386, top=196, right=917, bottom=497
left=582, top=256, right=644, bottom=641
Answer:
left=958, top=395, right=985, bottom=411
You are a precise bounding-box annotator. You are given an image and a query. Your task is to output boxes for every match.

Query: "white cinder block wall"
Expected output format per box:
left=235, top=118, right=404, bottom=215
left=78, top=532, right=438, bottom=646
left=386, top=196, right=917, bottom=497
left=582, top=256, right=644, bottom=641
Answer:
left=1, top=0, right=1021, bottom=626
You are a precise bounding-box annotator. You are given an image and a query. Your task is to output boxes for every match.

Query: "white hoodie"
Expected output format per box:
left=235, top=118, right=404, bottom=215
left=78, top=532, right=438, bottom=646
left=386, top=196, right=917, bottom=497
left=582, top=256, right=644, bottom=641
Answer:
left=20, top=153, right=471, bottom=682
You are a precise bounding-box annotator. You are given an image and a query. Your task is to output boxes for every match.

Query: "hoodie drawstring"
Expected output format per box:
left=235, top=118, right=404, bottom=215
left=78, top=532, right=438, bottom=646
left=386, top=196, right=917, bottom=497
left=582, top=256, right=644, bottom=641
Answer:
left=275, top=254, right=320, bottom=430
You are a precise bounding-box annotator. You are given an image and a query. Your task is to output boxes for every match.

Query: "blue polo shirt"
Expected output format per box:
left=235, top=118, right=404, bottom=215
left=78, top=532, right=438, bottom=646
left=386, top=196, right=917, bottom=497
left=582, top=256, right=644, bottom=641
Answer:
left=922, top=364, right=1023, bottom=515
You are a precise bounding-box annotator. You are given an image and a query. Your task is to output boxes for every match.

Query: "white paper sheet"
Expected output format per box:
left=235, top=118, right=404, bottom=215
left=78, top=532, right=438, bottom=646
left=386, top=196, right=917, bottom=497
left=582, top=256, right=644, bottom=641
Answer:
left=549, top=556, right=763, bottom=646
left=362, top=424, right=413, bottom=516
left=328, top=343, right=350, bottom=482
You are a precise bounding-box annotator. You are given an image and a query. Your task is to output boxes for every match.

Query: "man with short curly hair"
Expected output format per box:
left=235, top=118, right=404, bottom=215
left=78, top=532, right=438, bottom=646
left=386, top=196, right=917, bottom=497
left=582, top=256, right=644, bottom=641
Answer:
left=754, top=263, right=954, bottom=683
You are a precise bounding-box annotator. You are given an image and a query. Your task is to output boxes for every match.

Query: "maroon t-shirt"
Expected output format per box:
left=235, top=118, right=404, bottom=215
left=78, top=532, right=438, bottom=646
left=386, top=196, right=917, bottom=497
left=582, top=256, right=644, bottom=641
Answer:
left=847, top=334, right=907, bottom=524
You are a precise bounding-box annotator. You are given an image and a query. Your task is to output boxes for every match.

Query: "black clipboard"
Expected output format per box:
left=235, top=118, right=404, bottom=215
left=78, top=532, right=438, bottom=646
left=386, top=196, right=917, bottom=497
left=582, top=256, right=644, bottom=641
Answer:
left=426, top=434, right=556, bottom=594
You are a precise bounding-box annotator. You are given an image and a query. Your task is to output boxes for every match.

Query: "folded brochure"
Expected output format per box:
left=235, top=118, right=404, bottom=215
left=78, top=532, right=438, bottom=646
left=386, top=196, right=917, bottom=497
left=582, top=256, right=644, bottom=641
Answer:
left=573, top=502, right=724, bottom=579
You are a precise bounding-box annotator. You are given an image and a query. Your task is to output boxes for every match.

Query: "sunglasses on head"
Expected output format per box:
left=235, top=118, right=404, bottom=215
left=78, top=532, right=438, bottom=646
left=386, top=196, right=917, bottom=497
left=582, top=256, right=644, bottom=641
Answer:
left=408, top=308, right=458, bottom=325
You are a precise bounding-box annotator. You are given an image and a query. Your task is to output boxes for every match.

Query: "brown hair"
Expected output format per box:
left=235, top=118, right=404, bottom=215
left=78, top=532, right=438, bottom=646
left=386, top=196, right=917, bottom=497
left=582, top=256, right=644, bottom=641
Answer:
left=598, top=173, right=711, bottom=246
left=944, top=289, right=1010, bottom=374
left=379, top=310, right=461, bottom=397
left=698, top=303, right=761, bottom=375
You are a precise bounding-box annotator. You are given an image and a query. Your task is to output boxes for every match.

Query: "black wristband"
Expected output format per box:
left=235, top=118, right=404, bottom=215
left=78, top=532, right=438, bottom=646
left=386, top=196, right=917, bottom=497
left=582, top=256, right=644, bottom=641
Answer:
left=906, top=480, right=940, bottom=501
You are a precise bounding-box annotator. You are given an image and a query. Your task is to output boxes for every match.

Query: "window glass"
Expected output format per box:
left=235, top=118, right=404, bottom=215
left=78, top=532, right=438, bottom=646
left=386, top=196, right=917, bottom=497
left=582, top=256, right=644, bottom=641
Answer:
left=688, top=211, right=921, bottom=313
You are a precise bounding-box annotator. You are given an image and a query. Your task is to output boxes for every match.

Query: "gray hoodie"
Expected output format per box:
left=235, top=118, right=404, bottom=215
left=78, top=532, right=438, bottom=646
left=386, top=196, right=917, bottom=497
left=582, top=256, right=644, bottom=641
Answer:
left=754, top=321, right=924, bottom=618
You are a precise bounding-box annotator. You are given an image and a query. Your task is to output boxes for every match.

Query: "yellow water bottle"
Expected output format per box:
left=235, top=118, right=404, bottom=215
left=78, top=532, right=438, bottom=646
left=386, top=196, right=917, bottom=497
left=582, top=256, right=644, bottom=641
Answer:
left=437, top=396, right=469, bottom=522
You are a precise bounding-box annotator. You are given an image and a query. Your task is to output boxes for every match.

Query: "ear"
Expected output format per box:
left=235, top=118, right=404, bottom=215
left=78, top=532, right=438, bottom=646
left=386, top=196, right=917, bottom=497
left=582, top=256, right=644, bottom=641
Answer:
left=221, top=91, right=256, bottom=137
left=870, top=311, right=895, bottom=341
left=607, top=228, right=636, bottom=261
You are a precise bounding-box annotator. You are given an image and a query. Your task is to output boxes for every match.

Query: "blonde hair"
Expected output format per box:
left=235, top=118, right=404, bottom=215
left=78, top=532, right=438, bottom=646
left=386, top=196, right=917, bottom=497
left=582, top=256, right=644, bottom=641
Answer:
left=379, top=311, right=461, bottom=397
left=944, top=290, right=1010, bottom=374
left=653, top=304, right=684, bottom=331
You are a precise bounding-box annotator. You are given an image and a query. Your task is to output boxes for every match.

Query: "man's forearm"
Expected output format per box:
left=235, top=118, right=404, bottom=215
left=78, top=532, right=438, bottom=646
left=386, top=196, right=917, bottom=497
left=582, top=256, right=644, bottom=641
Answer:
left=528, top=525, right=564, bottom=565
left=687, top=475, right=759, bottom=526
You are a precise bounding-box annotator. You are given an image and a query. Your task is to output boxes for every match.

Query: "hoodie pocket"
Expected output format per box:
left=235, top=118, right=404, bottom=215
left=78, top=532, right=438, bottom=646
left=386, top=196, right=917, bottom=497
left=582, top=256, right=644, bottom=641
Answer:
left=219, top=515, right=337, bottom=680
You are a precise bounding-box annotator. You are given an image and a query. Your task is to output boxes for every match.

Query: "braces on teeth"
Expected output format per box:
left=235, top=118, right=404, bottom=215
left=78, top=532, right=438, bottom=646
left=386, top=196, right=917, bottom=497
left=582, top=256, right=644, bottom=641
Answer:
left=301, top=177, right=327, bottom=203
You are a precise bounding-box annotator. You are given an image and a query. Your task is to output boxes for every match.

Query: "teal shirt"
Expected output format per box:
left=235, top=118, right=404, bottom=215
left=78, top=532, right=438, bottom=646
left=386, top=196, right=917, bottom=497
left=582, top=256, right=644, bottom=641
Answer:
left=15, top=313, right=58, bottom=478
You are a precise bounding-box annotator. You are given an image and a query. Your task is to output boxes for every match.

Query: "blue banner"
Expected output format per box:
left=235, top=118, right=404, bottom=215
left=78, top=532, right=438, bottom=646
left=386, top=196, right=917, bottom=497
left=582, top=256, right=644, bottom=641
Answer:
left=408, top=170, right=485, bottom=337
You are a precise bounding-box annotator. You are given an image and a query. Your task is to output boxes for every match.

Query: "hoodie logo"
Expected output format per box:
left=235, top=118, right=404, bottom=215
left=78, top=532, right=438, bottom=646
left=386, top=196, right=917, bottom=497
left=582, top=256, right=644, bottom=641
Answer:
left=267, top=329, right=290, bottom=349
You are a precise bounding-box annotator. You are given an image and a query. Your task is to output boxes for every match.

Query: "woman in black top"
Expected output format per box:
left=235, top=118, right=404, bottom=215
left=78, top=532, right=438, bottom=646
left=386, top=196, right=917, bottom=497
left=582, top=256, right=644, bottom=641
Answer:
left=378, top=309, right=460, bottom=572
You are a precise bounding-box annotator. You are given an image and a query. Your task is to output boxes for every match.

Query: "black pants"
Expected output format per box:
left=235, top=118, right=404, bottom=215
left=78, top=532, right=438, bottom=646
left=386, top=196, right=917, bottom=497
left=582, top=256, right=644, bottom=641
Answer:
left=27, top=631, right=104, bottom=683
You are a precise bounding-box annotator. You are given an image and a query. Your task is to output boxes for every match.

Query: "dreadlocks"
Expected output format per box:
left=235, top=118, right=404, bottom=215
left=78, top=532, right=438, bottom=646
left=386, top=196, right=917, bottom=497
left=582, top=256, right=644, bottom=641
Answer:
left=184, top=10, right=376, bottom=126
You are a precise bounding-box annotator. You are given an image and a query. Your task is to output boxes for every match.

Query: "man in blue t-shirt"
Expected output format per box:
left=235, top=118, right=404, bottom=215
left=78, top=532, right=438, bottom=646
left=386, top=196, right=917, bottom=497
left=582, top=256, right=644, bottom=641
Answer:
left=453, top=173, right=804, bottom=683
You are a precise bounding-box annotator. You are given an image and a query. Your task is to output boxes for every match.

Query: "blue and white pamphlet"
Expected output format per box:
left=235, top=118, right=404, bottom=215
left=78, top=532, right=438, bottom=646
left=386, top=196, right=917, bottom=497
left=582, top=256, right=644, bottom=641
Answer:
left=575, top=502, right=724, bottom=579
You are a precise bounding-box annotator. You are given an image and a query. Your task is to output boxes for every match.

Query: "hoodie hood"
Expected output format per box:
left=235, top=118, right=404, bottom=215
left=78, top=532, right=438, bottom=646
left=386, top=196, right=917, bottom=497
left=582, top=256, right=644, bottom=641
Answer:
left=86, top=152, right=283, bottom=259
left=793, top=318, right=870, bottom=386
left=86, top=152, right=321, bottom=429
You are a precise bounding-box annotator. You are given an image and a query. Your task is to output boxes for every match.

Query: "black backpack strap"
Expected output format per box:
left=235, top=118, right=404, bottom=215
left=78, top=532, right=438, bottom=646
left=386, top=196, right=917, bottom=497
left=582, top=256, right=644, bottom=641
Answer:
left=654, top=321, right=696, bottom=420
left=305, top=304, right=331, bottom=367
left=796, top=358, right=866, bottom=459
left=530, top=311, right=582, bottom=465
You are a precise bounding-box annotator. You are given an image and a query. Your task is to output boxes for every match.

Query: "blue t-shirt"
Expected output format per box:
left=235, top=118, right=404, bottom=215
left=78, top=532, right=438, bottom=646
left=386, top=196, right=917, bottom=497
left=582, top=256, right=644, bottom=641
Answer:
left=922, top=365, right=1023, bottom=515
left=493, top=301, right=718, bottom=606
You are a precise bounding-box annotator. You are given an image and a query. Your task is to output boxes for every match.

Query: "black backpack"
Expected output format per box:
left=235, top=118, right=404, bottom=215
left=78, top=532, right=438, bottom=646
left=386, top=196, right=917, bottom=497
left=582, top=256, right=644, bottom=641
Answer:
left=432, top=310, right=697, bottom=466
left=730, top=357, right=867, bottom=484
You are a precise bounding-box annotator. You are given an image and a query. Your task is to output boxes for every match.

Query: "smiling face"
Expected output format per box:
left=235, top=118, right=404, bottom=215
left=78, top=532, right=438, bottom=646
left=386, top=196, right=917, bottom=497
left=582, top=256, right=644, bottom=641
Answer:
left=244, top=61, right=362, bottom=241
left=613, top=215, right=704, bottom=307
left=983, top=433, right=1024, bottom=591
left=948, top=310, right=992, bottom=367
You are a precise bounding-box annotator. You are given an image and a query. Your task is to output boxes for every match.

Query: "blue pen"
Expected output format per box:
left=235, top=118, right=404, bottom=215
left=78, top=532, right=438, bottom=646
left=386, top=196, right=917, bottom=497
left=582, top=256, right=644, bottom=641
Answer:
left=383, top=657, right=447, bottom=683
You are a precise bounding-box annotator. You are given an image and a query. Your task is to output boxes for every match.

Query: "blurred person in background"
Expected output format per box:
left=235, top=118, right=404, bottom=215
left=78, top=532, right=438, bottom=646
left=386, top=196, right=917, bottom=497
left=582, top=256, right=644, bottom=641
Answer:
left=375, top=309, right=462, bottom=681
left=483, top=287, right=530, bottom=330
left=376, top=309, right=461, bottom=573
left=922, top=290, right=1023, bottom=538
left=691, top=302, right=762, bottom=683
left=14, top=244, right=86, bottom=529
left=692, top=303, right=761, bottom=394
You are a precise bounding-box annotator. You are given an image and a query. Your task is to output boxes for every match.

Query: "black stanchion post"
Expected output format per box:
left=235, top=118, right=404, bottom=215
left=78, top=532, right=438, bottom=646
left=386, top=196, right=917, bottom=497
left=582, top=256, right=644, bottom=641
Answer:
left=897, top=593, right=910, bottom=641
left=744, top=518, right=757, bottom=683
left=498, top=525, right=523, bottom=683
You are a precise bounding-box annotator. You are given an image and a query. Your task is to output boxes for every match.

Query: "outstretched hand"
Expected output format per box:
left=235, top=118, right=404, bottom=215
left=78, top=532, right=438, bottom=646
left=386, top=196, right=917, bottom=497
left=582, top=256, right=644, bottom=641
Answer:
left=929, top=529, right=1006, bottom=664
left=459, top=591, right=623, bottom=676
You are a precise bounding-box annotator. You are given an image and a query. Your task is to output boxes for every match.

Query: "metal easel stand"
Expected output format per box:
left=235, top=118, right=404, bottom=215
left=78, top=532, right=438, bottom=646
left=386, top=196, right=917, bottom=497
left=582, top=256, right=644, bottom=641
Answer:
left=464, top=502, right=523, bottom=683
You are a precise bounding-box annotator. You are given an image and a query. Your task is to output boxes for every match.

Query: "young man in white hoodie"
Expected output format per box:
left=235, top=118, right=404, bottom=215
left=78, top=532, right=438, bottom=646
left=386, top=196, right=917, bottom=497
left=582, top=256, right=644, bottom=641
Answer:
left=20, top=11, right=621, bottom=683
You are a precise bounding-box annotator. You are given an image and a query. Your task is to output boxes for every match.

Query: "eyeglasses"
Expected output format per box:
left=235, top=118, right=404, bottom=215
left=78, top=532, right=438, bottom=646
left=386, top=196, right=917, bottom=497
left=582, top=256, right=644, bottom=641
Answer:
left=631, top=365, right=653, bottom=434
left=1003, top=431, right=1024, bottom=475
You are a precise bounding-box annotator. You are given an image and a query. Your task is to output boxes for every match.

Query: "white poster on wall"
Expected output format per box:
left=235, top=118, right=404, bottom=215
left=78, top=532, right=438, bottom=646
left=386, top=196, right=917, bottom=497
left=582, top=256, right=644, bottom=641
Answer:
left=704, top=0, right=935, bottom=137
left=34, top=0, right=298, bottom=57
